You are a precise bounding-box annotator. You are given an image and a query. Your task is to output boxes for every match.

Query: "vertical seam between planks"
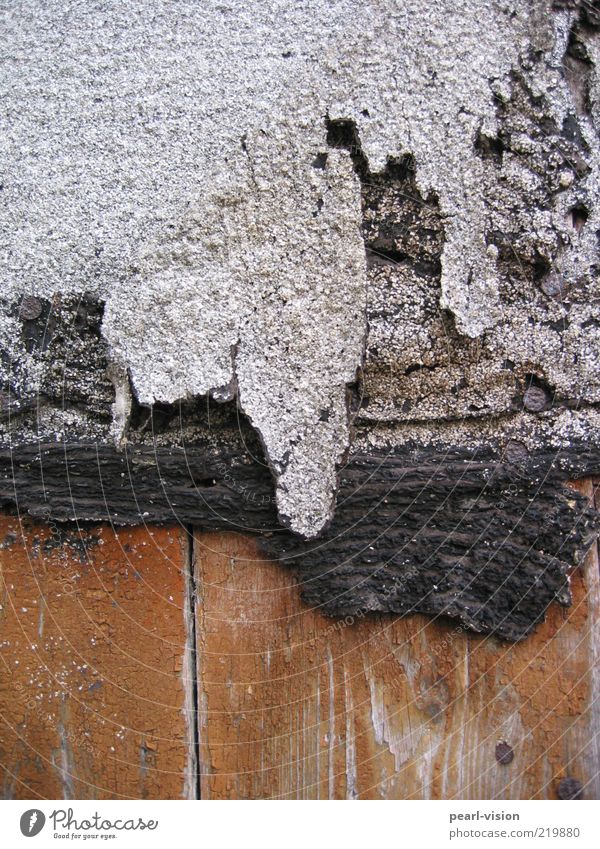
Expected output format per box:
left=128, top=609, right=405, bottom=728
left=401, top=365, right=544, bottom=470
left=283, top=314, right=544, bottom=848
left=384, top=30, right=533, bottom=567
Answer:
left=184, top=525, right=202, bottom=799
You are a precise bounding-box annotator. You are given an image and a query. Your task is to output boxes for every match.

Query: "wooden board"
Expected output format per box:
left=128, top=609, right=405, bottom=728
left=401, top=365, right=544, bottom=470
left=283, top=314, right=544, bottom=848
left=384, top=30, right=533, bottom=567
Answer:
left=193, top=495, right=600, bottom=799
left=0, top=480, right=598, bottom=799
left=0, top=518, right=192, bottom=800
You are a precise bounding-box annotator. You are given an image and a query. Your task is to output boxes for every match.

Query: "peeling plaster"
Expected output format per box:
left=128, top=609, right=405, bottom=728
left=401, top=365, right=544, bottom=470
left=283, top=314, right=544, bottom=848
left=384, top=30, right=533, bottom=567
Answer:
left=103, top=140, right=367, bottom=536
left=1, top=0, right=598, bottom=536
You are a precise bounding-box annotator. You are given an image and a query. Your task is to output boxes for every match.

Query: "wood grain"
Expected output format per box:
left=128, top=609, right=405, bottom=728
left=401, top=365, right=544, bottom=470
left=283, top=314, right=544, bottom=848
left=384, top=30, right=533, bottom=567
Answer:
left=0, top=518, right=193, bottom=800
left=1, top=478, right=597, bottom=800
left=193, top=508, right=600, bottom=799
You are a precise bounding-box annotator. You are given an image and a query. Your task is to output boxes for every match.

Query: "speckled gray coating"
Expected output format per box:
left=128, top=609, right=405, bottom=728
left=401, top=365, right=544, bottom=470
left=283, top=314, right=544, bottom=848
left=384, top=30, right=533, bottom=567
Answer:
left=1, top=0, right=599, bottom=537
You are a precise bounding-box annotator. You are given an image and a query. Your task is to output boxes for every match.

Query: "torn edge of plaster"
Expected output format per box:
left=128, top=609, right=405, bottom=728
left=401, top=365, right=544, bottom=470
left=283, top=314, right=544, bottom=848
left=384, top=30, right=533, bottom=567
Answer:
left=100, top=111, right=513, bottom=539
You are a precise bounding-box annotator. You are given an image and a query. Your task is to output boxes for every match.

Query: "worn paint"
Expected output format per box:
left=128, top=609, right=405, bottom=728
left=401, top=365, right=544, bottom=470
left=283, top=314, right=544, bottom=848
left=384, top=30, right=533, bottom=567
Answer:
left=1, top=506, right=598, bottom=799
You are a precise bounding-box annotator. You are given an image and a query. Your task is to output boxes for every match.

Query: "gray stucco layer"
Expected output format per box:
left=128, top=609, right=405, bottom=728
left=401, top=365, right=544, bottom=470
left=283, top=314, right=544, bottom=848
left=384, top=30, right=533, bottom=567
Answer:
left=1, top=0, right=599, bottom=536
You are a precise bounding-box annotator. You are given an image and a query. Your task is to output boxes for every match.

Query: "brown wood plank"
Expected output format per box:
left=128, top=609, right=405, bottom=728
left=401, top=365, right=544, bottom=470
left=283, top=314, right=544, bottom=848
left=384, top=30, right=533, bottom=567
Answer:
left=0, top=518, right=193, bottom=800
left=1, top=478, right=597, bottom=801
left=194, top=506, right=600, bottom=799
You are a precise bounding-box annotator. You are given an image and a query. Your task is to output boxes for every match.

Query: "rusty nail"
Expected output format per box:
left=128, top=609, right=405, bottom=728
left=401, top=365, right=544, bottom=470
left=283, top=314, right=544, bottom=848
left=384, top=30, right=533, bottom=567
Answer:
left=504, top=440, right=528, bottom=464
left=495, top=742, right=514, bottom=765
left=18, top=295, right=43, bottom=321
left=540, top=272, right=569, bottom=300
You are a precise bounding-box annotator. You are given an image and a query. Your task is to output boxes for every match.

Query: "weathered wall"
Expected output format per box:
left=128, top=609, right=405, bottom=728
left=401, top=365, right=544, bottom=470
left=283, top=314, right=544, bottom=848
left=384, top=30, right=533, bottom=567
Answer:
left=1, top=0, right=599, bottom=637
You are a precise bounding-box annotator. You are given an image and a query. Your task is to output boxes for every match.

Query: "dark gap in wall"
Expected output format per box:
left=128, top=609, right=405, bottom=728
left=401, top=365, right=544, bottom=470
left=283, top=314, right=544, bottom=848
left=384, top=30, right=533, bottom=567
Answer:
left=311, top=152, right=328, bottom=170
left=325, top=116, right=369, bottom=177
left=365, top=246, right=409, bottom=266
left=325, top=115, right=447, bottom=420
left=563, top=21, right=592, bottom=117
left=570, top=203, right=589, bottom=232
left=474, top=129, right=504, bottom=164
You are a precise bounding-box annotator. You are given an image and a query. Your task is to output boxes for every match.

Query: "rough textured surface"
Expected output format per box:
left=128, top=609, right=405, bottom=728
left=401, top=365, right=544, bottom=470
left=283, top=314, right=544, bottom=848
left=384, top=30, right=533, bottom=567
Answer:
left=1, top=427, right=598, bottom=640
left=269, top=449, right=599, bottom=641
left=103, top=143, right=366, bottom=538
left=1, top=0, right=600, bottom=634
